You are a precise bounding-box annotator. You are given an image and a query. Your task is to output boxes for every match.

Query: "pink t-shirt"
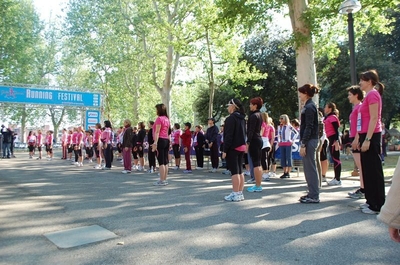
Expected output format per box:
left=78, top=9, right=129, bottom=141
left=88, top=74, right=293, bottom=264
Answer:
left=324, top=114, right=340, bottom=138
left=67, top=134, right=72, bottom=144
left=172, top=130, right=181, bottom=145
left=45, top=134, right=53, bottom=145
left=357, top=89, right=382, bottom=134
left=93, top=129, right=101, bottom=144
left=72, top=132, right=78, bottom=144
left=101, top=128, right=112, bottom=144
left=235, top=144, right=246, bottom=152
left=37, top=134, right=43, bottom=145
left=261, top=122, right=268, bottom=137
left=349, top=103, right=361, bottom=138
left=153, top=116, right=170, bottom=140
left=77, top=132, right=84, bottom=145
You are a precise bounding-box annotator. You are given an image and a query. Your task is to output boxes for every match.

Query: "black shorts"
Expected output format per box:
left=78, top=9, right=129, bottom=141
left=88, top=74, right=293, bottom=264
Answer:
left=226, top=150, right=244, bottom=175
left=68, top=145, right=73, bottom=153
left=28, top=145, right=35, bottom=152
left=157, top=138, right=170, bottom=166
left=172, top=144, right=180, bottom=158
left=136, top=144, right=144, bottom=158
left=93, top=143, right=99, bottom=157
left=46, top=144, right=53, bottom=153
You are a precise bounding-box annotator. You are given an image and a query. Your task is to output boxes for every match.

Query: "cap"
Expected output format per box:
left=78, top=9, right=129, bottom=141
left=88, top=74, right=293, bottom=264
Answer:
left=226, top=99, right=238, bottom=108
left=184, top=122, right=191, bottom=128
left=207, top=117, right=215, bottom=122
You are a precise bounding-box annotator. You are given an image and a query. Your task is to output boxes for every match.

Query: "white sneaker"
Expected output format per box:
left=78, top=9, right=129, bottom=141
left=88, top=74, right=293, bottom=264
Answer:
left=359, top=203, right=369, bottom=209
left=138, top=166, right=144, bottom=171
left=121, top=170, right=131, bottom=174
left=244, top=171, right=250, bottom=176
left=173, top=166, right=179, bottom=170
left=209, top=168, right=217, bottom=173
left=93, top=164, right=102, bottom=169
left=72, top=162, right=78, bottom=165
left=224, top=192, right=241, bottom=202
left=328, top=179, right=342, bottom=186
left=195, top=167, right=203, bottom=170
left=222, top=170, right=231, bottom=175
left=78, top=163, right=83, bottom=167
left=262, top=173, right=270, bottom=181
left=269, top=172, right=276, bottom=178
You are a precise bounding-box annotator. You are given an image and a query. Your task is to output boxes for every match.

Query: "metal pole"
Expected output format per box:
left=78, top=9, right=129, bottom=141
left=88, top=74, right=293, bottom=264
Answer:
left=348, top=12, right=357, bottom=85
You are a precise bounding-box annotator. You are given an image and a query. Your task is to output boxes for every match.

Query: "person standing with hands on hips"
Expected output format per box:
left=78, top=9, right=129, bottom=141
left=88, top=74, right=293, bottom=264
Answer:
left=298, top=84, right=320, bottom=203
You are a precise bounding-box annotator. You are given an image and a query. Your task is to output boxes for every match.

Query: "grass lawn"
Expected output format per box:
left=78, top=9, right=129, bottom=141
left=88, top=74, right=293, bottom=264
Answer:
left=339, top=153, right=400, bottom=180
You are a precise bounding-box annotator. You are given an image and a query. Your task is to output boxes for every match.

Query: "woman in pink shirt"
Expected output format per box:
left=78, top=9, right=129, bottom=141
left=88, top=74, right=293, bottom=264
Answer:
left=324, top=102, right=342, bottom=186
left=102, top=120, right=113, bottom=170
left=352, top=69, right=385, bottom=215
left=45, top=130, right=54, bottom=161
left=92, top=123, right=102, bottom=169
left=260, top=112, right=274, bottom=181
left=27, top=131, right=36, bottom=159
left=171, top=123, right=182, bottom=170
left=151, top=103, right=171, bottom=186
left=347, top=86, right=365, bottom=199
left=66, top=129, right=73, bottom=161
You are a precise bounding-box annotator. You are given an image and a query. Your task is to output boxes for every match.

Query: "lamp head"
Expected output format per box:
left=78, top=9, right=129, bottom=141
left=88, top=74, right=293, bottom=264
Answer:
left=339, top=0, right=362, bottom=14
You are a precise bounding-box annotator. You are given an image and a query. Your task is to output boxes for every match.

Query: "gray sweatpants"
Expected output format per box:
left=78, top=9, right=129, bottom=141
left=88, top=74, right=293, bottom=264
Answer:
left=303, top=138, right=319, bottom=199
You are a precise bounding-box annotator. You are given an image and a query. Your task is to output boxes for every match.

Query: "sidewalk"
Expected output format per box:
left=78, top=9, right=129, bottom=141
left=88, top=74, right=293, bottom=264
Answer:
left=0, top=153, right=398, bottom=265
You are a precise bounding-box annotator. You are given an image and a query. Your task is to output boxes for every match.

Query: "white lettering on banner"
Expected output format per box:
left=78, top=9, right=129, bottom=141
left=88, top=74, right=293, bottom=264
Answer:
left=26, top=89, right=53, bottom=100
left=57, top=92, right=83, bottom=102
left=88, top=112, right=99, bottom=118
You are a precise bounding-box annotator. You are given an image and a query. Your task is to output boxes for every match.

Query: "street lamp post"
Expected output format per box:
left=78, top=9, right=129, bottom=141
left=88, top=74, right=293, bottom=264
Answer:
left=339, top=0, right=362, bottom=176
left=339, top=0, right=362, bottom=85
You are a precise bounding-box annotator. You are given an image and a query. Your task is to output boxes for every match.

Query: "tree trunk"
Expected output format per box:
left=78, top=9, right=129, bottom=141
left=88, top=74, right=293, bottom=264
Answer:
left=205, top=28, right=215, bottom=118
left=288, top=0, right=318, bottom=117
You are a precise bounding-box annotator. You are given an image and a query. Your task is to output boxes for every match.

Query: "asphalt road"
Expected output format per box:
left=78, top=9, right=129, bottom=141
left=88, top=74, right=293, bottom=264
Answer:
left=0, top=152, right=398, bottom=265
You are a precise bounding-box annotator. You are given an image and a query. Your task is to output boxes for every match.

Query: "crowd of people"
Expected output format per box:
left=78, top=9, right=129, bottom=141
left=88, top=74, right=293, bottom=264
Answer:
left=4, top=69, right=399, bottom=242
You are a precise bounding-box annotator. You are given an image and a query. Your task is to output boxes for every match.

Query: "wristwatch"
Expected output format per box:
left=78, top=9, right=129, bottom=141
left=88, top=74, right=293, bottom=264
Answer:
left=301, top=144, right=306, bottom=148
left=365, top=137, right=370, bottom=141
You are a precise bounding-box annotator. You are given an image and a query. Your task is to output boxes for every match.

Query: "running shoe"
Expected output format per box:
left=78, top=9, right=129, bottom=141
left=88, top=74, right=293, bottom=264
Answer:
left=300, top=196, right=320, bottom=203
left=262, top=173, right=270, bottom=181
left=359, top=203, right=369, bottom=209
left=247, top=185, right=262, bottom=192
left=153, top=180, right=168, bottom=186
left=183, top=170, right=192, bottom=173
left=209, top=168, right=217, bottom=173
left=224, top=192, right=241, bottom=202
left=327, top=179, right=342, bottom=186
left=121, top=170, right=131, bottom=174
left=348, top=188, right=365, bottom=199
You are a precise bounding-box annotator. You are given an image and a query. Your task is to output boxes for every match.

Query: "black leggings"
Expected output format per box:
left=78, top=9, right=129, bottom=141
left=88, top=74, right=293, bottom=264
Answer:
left=261, top=147, right=271, bottom=170
left=249, top=138, right=263, bottom=167
left=327, top=135, right=341, bottom=180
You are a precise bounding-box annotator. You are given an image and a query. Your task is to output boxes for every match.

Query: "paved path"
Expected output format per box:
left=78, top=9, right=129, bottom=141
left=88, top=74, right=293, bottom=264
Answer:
left=0, top=152, right=398, bottom=265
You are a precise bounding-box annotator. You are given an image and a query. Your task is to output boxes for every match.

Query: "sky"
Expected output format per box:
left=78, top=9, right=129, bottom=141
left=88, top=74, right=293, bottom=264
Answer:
left=33, top=0, right=66, bottom=21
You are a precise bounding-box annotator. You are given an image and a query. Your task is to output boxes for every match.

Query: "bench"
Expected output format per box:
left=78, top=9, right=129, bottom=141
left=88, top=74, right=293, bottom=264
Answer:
left=292, top=159, right=303, bottom=177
